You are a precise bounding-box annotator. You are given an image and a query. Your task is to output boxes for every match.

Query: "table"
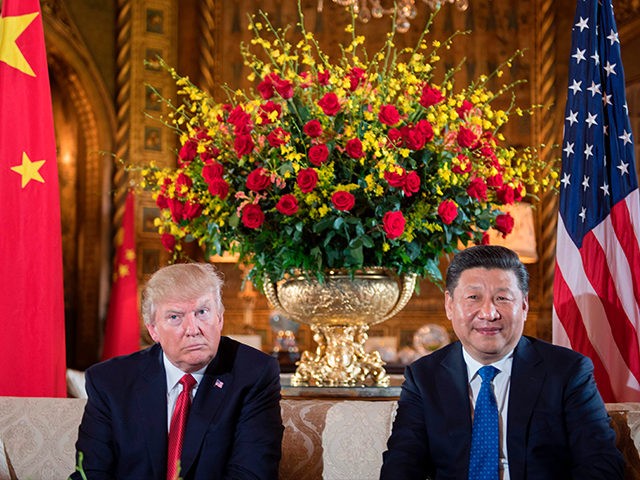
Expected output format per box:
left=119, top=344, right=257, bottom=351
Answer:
left=280, top=373, right=403, bottom=400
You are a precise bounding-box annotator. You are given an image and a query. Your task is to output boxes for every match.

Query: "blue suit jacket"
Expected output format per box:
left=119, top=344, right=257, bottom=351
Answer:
left=380, top=336, right=624, bottom=479
left=71, top=337, right=283, bottom=480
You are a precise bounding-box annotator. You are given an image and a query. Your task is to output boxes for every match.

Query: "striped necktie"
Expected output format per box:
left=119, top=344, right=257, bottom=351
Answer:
left=167, top=374, right=196, bottom=480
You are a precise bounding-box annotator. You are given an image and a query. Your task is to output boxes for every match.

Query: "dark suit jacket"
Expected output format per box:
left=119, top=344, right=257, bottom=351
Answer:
left=380, top=336, right=624, bottom=480
left=71, top=337, right=283, bottom=480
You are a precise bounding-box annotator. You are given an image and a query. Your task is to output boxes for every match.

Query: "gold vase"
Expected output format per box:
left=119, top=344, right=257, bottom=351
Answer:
left=263, top=269, right=417, bottom=387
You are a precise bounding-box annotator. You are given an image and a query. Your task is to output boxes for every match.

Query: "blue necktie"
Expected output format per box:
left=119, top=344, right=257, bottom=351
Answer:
left=468, top=365, right=500, bottom=480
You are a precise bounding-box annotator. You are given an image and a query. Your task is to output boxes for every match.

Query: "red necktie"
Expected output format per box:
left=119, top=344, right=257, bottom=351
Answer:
left=167, top=374, right=197, bottom=480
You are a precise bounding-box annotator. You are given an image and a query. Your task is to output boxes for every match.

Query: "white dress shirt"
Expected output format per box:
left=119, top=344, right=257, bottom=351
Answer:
left=463, top=347, right=514, bottom=480
left=163, top=354, right=207, bottom=432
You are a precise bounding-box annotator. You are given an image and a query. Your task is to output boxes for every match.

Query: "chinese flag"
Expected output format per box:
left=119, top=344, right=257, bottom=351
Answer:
left=102, top=190, right=140, bottom=360
left=0, top=0, right=66, bottom=396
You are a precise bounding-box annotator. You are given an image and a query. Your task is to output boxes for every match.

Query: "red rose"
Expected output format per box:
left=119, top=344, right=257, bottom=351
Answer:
left=486, top=173, right=503, bottom=188
left=496, top=184, right=515, bottom=205
left=161, top=233, right=176, bottom=252
left=183, top=200, right=203, bottom=220
left=403, top=171, right=421, bottom=196
left=168, top=198, right=184, bottom=223
left=175, top=173, right=193, bottom=197
left=419, top=84, right=444, bottom=108
left=257, top=73, right=277, bottom=99
left=457, top=126, right=478, bottom=148
left=415, top=119, right=434, bottom=143
left=207, top=178, right=229, bottom=200
left=348, top=67, right=366, bottom=91
left=384, top=168, right=406, bottom=188
left=479, top=231, right=490, bottom=245
left=257, top=81, right=274, bottom=99
left=318, top=70, right=330, bottom=86
left=297, top=168, right=318, bottom=193
left=276, top=194, right=299, bottom=215
left=387, top=128, right=403, bottom=147
left=456, top=99, right=474, bottom=118
left=156, top=193, right=169, bottom=209
left=178, top=139, right=198, bottom=165
left=266, top=127, right=290, bottom=147
left=401, top=125, right=427, bottom=151
left=318, top=92, right=341, bottom=116
left=194, top=128, right=210, bottom=141
left=241, top=203, right=265, bottom=229
left=514, top=184, right=525, bottom=202
left=378, top=104, right=400, bottom=126
left=303, top=119, right=323, bottom=138
left=259, top=101, right=282, bottom=124
left=480, top=144, right=497, bottom=161
left=331, top=191, right=355, bottom=211
left=452, top=154, right=472, bottom=174
left=234, top=134, right=254, bottom=157
left=345, top=138, right=365, bottom=159
left=438, top=199, right=458, bottom=225
left=246, top=167, right=271, bottom=192
left=308, top=144, right=330, bottom=166
left=273, top=77, right=294, bottom=99
left=467, top=177, right=488, bottom=201
left=202, top=162, right=224, bottom=183
left=200, top=146, right=220, bottom=163
left=382, top=210, right=406, bottom=239
left=495, top=213, right=514, bottom=238
left=227, top=106, right=252, bottom=135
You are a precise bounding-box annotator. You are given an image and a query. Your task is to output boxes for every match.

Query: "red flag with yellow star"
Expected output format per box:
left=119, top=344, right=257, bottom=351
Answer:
left=102, top=190, right=140, bottom=360
left=0, top=0, right=66, bottom=396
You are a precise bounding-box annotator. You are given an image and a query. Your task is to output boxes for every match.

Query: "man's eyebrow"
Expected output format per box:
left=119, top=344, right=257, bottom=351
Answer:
left=164, top=308, right=185, bottom=314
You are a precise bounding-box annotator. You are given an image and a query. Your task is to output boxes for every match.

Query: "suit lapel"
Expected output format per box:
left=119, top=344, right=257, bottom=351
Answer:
left=133, top=344, right=168, bottom=480
left=507, top=336, right=544, bottom=479
left=437, top=342, right=473, bottom=472
left=179, top=338, right=237, bottom=477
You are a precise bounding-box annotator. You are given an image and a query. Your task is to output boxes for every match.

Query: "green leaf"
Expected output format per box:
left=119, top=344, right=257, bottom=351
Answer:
left=347, top=244, right=364, bottom=265
left=360, top=234, right=374, bottom=248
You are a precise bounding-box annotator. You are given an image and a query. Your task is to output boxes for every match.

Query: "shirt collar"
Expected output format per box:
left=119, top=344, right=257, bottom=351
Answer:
left=462, top=345, right=515, bottom=382
left=162, top=352, right=208, bottom=393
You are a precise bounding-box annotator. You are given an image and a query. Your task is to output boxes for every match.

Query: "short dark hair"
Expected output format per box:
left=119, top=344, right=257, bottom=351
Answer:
left=445, top=245, right=529, bottom=295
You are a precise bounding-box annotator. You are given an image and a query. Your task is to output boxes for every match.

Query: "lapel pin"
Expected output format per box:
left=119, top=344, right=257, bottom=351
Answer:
left=214, top=379, right=224, bottom=389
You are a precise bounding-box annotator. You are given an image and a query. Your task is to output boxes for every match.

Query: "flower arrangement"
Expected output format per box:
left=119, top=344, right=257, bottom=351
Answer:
left=141, top=5, right=554, bottom=290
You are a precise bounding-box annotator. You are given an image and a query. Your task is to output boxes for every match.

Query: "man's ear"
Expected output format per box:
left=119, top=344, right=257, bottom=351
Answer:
left=444, top=290, right=453, bottom=321
left=146, top=323, right=160, bottom=343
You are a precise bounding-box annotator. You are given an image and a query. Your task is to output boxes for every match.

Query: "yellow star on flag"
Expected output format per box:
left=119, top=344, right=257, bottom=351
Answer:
left=117, top=263, right=130, bottom=279
left=10, top=152, right=45, bottom=188
left=124, top=249, right=136, bottom=262
left=0, top=11, right=39, bottom=77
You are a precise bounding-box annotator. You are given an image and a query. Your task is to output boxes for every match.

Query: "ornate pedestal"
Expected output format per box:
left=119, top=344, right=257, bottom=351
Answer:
left=264, top=270, right=417, bottom=387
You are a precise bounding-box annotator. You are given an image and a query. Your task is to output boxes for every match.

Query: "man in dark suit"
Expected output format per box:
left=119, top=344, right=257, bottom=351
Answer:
left=71, top=263, right=283, bottom=480
left=380, top=245, right=624, bottom=479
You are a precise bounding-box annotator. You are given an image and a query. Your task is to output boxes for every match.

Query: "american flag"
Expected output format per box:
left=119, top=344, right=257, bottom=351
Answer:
left=552, top=0, right=640, bottom=402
